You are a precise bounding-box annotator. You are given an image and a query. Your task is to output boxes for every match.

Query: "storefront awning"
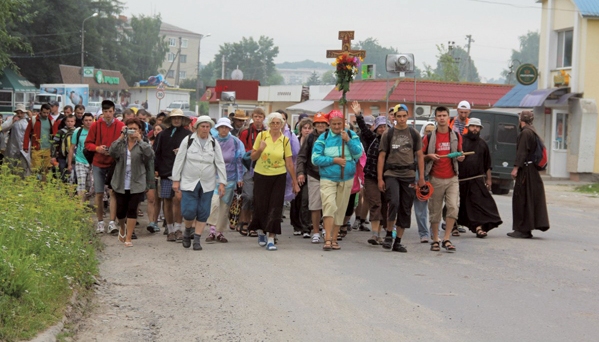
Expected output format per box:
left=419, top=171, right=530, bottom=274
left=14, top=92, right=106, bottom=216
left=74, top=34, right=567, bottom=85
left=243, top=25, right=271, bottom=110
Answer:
left=286, top=100, right=334, bottom=113
left=556, top=92, right=583, bottom=105
left=0, top=68, right=37, bottom=92
left=519, top=87, right=569, bottom=107
left=59, top=65, right=129, bottom=91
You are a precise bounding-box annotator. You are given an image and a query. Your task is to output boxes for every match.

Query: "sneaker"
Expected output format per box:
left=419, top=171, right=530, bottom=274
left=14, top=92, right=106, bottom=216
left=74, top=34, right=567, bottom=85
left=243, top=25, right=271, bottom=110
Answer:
left=206, top=233, right=216, bottom=244
left=382, top=236, right=393, bottom=249
left=258, top=234, right=267, bottom=247
left=96, top=221, right=105, bottom=234
left=293, top=231, right=302, bottom=236
left=193, top=242, right=203, bottom=251
left=131, top=231, right=137, bottom=240
left=392, top=243, right=408, bottom=253
left=175, top=230, right=183, bottom=242
left=303, top=232, right=311, bottom=239
left=146, top=222, right=160, bottom=234
left=457, top=225, right=467, bottom=233
left=108, top=221, right=118, bottom=235
left=311, top=233, right=321, bottom=244
left=420, top=236, right=429, bottom=243
left=167, top=232, right=176, bottom=242
left=358, top=223, right=371, bottom=232
left=266, top=242, right=277, bottom=251
left=182, top=229, right=192, bottom=248
left=351, top=220, right=361, bottom=231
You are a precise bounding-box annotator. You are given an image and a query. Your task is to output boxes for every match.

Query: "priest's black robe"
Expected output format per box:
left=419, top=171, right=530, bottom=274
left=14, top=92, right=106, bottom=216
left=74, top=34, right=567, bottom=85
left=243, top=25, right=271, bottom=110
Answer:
left=458, top=133, right=502, bottom=232
left=512, top=126, right=550, bottom=232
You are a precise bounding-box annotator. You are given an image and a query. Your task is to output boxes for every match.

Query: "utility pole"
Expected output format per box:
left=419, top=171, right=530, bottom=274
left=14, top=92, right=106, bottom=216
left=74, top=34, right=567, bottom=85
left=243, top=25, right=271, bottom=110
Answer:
left=221, top=55, right=226, bottom=79
left=195, top=34, right=211, bottom=108
left=175, top=36, right=182, bottom=87
left=465, top=35, right=475, bottom=82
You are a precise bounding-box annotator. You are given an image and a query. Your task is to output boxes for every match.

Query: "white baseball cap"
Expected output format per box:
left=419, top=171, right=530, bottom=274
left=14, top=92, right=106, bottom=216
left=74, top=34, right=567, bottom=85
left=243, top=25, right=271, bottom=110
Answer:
left=458, top=100, right=471, bottom=110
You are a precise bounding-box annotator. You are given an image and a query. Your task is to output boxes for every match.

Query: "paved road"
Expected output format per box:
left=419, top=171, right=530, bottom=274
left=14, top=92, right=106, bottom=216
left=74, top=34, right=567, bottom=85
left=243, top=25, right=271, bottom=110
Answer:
left=73, top=185, right=599, bottom=341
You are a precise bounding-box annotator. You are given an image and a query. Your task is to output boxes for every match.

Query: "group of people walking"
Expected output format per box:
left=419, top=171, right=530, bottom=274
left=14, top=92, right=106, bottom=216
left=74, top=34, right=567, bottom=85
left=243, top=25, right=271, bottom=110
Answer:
left=0, top=98, right=550, bottom=251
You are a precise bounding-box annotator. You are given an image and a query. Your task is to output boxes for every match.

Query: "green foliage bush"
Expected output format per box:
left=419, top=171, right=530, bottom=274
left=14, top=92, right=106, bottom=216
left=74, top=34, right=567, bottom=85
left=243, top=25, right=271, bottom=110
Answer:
left=0, top=165, right=99, bottom=341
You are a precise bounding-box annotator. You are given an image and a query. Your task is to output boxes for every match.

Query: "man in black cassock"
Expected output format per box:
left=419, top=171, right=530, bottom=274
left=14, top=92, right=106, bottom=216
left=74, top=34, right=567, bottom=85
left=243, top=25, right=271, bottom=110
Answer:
left=508, top=110, right=550, bottom=238
left=457, top=118, right=502, bottom=237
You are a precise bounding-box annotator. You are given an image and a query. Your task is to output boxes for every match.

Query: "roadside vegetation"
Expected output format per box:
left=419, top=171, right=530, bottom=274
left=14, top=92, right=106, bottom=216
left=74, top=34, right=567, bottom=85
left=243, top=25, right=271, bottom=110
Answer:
left=0, top=164, right=99, bottom=341
left=574, top=183, right=599, bottom=196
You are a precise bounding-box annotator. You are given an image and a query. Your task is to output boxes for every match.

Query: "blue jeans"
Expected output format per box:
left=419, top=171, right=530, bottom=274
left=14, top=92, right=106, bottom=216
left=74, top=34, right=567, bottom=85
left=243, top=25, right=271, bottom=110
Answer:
left=181, top=182, right=214, bottom=222
left=414, top=199, right=429, bottom=238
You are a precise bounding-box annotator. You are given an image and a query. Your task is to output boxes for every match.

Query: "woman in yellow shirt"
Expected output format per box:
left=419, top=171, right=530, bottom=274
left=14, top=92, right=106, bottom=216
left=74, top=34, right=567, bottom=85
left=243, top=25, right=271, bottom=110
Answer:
left=250, top=112, right=300, bottom=250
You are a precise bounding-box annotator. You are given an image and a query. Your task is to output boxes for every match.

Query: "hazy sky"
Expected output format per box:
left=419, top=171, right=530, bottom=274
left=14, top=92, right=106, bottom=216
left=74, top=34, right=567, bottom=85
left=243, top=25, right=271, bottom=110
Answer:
left=122, top=0, right=543, bottom=80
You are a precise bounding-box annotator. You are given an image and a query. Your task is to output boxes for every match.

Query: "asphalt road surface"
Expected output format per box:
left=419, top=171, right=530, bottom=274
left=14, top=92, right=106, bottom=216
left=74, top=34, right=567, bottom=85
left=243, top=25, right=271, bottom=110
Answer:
left=73, top=184, right=599, bottom=341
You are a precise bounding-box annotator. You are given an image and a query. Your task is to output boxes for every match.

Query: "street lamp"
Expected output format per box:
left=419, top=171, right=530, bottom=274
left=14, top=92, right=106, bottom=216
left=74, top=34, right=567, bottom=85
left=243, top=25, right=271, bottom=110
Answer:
left=196, top=33, right=211, bottom=113
left=81, top=13, right=98, bottom=83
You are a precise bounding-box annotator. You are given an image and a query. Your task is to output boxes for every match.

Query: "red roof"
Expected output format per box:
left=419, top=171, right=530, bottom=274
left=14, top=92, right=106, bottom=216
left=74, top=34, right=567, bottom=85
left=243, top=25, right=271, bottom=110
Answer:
left=323, top=80, right=389, bottom=102
left=390, top=79, right=513, bottom=107
left=324, top=79, right=513, bottom=108
left=215, top=80, right=260, bottom=101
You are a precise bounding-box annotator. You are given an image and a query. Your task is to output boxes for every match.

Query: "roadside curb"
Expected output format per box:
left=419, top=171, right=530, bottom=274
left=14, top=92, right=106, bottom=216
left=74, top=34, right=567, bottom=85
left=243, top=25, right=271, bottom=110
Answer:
left=29, top=290, right=79, bottom=342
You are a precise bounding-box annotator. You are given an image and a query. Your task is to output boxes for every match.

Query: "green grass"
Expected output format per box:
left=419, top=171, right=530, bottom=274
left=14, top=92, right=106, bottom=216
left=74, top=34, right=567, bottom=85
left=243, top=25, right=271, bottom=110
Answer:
left=0, top=164, right=99, bottom=341
left=574, top=183, right=599, bottom=195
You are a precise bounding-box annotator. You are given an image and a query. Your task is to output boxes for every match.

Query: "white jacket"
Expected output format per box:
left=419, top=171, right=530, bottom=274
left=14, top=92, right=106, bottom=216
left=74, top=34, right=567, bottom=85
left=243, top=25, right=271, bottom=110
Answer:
left=171, top=133, right=227, bottom=192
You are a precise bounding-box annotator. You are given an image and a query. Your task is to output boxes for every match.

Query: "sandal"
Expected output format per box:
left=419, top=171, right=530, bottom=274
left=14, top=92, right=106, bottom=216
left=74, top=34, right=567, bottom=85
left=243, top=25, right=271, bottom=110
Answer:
left=430, top=241, right=440, bottom=252
left=442, top=240, right=456, bottom=252
left=137, top=209, right=144, bottom=217
left=451, top=227, right=460, bottom=237
left=238, top=222, right=249, bottom=236
left=118, top=227, right=126, bottom=243
left=124, top=241, right=133, bottom=247
left=216, top=234, right=228, bottom=243
left=331, top=241, right=340, bottom=250
left=323, top=240, right=332, bottom=251
left=248, top=230, right=258, bottom=237
left=475, top=228, right=487, bottom=238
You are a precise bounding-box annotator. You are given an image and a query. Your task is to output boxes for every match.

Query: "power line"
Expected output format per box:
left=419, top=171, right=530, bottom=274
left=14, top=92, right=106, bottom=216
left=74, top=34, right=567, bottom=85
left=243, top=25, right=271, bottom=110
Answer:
left=17, top=31, right=80, bottom=38
left=466, top=0, right=579, bottom=12
left=10, top=51, right=80, bottom=59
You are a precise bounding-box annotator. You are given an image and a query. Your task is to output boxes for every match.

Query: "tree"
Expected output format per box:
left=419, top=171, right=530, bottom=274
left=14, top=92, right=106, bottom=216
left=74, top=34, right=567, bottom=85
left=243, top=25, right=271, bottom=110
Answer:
left=321, top=70, right=336, bottom=85
left=0, top=0, right=32, bottom=71
left=120, top=15, right=168, bottom=85
left=501, top=31, right=540, bottom=84
left=352, top=38, right=397, bottom=80
left=211, top=36, right=279, bottom=84
left=450, top=45, right=481, bottom=82
left=265, top=71, right=284, bottom=85
left=422, top=44, right=460, bottom=82
left=305, top=71, right=320, bottom=86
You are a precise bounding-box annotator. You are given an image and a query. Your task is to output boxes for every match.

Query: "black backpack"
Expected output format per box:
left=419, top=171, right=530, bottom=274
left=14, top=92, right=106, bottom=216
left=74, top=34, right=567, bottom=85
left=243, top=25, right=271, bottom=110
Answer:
left=529, top=132, right=548, bottom=171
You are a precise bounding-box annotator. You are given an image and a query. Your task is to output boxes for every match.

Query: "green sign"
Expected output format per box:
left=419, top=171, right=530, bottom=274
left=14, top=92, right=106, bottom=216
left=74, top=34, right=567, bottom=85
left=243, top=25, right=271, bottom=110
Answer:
left=516, top=64, right=538, bottom=86
left=95, top=70, right=120, bottom=85
left=83, top=66, right=94, bottom=78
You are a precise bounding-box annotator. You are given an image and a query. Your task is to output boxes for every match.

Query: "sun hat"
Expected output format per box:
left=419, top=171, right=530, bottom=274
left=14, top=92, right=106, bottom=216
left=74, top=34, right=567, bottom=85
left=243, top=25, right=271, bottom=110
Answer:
left=129, top=107, right=138, bottom=115
left=194, top=115, right=214, bottom=129
left=467, top=117, right=483, bottom=128
left=374, top=116, right=388, bottom=130
left=393, top=104, right=409, bottom=113
left=215, top=117, right=233, bottom=129
left=519, top=110, right=534, bottom=124
left=164, top=108, right=191, bottom=126
left=313, top=112, right=329, bottom=125
left=232, top=109, right=249, bottom=120
left=364, top=115, right=375, bottom=126
left=14, top=104, right=26, bottom=113
left=458, top=100, right=471, bottom=110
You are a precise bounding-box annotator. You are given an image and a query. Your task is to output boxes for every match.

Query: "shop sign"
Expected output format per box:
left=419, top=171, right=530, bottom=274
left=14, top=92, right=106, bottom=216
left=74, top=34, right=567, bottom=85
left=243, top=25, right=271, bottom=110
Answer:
left=95, top=70, right=120, bottom=85
left=516, top=64, right=538, bottom=86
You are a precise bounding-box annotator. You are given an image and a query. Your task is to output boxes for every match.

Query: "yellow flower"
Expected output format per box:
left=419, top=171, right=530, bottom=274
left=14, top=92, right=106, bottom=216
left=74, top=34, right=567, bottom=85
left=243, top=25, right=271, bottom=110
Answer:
left=346, top=65, right=352, bottom=70
left=331, top=62, right=337, bottom=66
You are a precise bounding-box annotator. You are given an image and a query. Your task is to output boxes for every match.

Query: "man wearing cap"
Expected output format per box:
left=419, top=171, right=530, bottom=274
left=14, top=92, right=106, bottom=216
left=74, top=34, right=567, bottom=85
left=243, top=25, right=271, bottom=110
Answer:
left=377, top=103, right=425, bottom=252
left=450, top=100, right=471, bottom=136
left=296, top=112, right=329, bottom=243
left=230, top=109, right=249, bottom=137
left=509, top=110, right=549, bottom=238
left=85, top=100, right=125, bottom=234
left=1, top=104, right=30, bottom=175
left=351, top=101, right=390, bottom=245
left=457, top=118, right=502, bottom=237
left=24, top=103, right=56, bottom=181
left=153, top=108, right=192, bottom=240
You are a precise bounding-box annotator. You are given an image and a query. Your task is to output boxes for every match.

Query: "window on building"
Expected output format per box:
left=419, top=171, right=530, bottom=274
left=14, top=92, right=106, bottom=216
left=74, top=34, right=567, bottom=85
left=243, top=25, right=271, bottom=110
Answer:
left=167, top=52, right=175, bottom=62
left=556, top=29, right=573, bottom=68
left=0, top=91, right=11, bottom=107
left=168, top=38, right=177, bottom=47
left=181, top=39, right=188, bottom=48
left=180, top=54, right=187, bottom=63
left=166, top=70, right=174, bottom=78
left=179, top=71, right=186, bottom=79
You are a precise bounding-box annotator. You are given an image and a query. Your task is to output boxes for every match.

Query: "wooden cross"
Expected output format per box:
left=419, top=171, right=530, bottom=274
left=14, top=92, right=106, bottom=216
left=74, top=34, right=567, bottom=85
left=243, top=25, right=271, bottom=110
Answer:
left=326, top=31, right=366, bottom=59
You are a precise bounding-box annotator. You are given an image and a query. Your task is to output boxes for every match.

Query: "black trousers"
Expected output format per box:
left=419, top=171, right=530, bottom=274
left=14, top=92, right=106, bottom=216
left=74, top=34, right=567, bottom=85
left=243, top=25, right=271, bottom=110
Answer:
left=248, top=173, right=286, bottom=235
left=384, top=176, right=415, bottom=228
left=290, top=182, right=311, bottom=233
left=115, top=190, right=144, bottom=220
